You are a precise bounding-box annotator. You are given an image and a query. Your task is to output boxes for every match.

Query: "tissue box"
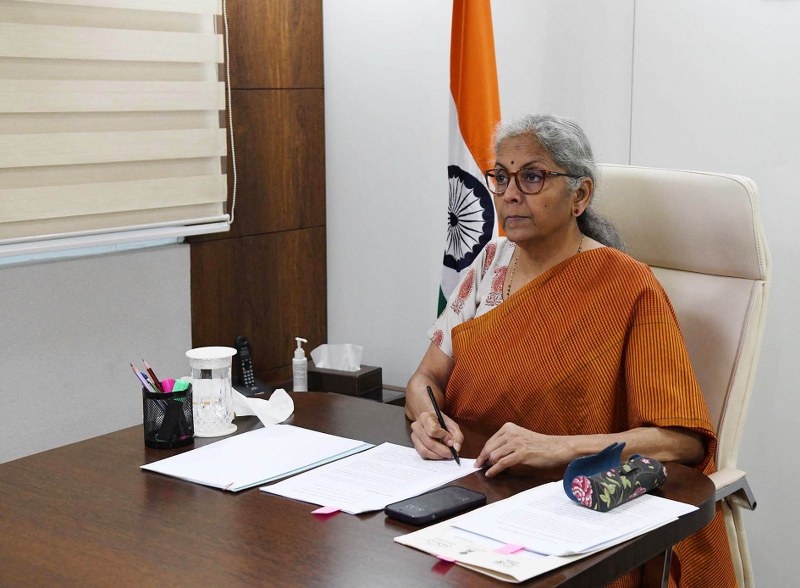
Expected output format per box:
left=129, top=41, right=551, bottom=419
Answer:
left=308, top=365, right=382, bottom=397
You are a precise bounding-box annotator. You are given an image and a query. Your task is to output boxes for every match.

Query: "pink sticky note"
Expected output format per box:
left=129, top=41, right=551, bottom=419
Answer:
left=161, top=378, right=176, bottom=393
left=436, top=554, right=456, bottom=563
left=312, top=506, right=340, bottom=515
left=494, top=544, right=525, bottom=555
left=432, top=559, right=454, bottom=575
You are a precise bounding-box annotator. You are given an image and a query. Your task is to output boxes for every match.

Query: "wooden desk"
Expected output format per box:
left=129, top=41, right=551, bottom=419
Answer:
left=0, top=393, right=715, bottom=587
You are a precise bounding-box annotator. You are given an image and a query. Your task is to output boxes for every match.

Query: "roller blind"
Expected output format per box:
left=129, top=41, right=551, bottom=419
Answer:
left=0, top=0, right=229, bottom=256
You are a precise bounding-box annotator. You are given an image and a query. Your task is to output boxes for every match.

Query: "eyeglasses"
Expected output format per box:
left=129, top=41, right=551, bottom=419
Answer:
left=483, top=168, right=582, bottom=196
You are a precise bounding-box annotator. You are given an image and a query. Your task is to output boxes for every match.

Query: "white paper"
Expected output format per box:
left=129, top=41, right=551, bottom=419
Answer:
left=232, top=387, right=294, bottom=426
left=261, top=442, right=476, bottom=514
left=452, top=481, right=697, bottom=556
left=141, top=425, right=372, bottom=492
left=395, top=520, right=588, bottom=583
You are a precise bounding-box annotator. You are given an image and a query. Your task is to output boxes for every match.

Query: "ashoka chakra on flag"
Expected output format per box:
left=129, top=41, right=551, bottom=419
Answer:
left=444, top=165, right=495, bottom=272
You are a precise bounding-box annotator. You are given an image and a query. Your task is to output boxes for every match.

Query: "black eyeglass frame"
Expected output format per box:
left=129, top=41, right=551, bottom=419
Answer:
left=483, top=168, right=583, bottom=196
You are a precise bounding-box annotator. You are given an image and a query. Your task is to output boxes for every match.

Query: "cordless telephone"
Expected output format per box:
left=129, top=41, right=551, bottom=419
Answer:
left=232, top=335, right=270, bottom=397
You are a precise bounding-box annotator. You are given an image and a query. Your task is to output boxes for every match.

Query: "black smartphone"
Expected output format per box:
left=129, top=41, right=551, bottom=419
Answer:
left=385, top=486, right=486, bottom=526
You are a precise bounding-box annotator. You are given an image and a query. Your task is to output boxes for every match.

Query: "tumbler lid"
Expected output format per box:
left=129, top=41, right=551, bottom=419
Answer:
left=186, top=346, right=237, bottom=370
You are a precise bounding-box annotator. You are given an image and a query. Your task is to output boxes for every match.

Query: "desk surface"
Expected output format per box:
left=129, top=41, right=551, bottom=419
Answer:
left=0, top=393, right=715, bottom=587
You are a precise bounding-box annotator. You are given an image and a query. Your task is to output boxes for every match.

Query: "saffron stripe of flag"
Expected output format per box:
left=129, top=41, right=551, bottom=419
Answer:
left=439, top=0, right=501, bottom=315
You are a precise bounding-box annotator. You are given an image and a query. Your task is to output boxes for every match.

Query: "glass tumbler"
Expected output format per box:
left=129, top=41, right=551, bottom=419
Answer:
left=186, top=346, right=238, bottom=437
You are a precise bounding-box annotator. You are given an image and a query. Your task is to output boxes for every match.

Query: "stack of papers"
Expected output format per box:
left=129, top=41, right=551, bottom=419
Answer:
left=452, top=481, right=697, bottom=556
left=141, top=425, right=372, bottom=492
left=396, top=523, right=588, bottom=583
left=395, top=481, right=697, bottom=583
left=262, top=442, right=476, bottom=514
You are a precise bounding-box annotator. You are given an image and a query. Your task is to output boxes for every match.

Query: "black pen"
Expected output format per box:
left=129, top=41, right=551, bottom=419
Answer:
left=426, top=386, right=461, bottom=465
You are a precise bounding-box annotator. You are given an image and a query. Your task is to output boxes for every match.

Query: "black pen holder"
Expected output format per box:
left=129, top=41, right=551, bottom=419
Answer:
left=142, top=385, right=194, bottom=449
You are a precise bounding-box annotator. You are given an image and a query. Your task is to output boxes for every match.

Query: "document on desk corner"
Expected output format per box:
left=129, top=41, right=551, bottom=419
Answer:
left=451, top=481, right=697, bottom=556
left=261, top=442, right=476, bottom=514
left=140, top=425, right=372, bottom=492
left=394, top=481, right=697, bottom=582
left=395, top=520, right=589, bottom=583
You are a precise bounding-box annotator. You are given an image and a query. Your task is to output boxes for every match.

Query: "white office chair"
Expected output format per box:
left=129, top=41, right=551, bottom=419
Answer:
left=595, top=164, right=770, bottom=588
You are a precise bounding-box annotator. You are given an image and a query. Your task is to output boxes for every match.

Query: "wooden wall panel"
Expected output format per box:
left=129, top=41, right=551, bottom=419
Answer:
left=190, top=227, right=327, bottom=384
left=227, top=0, right=323, bottom=89
left=226, top=89, right=325, bottom=237
left=191, top=0, right=326, bottom=387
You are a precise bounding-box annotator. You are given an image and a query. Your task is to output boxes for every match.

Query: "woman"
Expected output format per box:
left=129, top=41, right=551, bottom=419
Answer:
left=406, top=114, right=736, bottom=587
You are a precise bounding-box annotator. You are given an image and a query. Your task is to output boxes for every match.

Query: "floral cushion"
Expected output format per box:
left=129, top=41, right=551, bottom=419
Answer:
left=563, top=442, right=667, bottom=512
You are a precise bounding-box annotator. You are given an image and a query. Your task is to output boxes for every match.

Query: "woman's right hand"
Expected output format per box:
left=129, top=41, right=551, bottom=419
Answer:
left=410, top=410, right=464, bottom=461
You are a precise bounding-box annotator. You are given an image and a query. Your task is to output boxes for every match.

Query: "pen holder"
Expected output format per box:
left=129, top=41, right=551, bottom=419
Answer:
left=142, top=385, right=194, bottom=449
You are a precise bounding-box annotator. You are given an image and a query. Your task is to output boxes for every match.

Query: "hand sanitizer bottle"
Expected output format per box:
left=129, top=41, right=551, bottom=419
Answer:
left=292, top=337, right=308, bottom=392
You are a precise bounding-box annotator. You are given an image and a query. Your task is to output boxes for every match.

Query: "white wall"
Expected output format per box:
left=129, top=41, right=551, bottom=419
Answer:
left=0, top=245, right=191, bottom=463
left=630, top=2, right=800, bottom=585
left=324, top=0, right=633, bottom=386
left=494, top=0, right=634, bottom=164
left=325, top=0, right=798, bottom=584
left=324, top=0, right=452, bottom=384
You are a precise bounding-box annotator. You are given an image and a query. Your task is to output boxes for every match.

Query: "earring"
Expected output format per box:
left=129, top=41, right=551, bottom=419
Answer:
left=573, top=208, right=580, bottom=216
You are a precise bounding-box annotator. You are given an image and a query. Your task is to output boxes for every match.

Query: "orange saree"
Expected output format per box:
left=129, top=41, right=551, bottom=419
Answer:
left=445, top=247, right=736, bottom=588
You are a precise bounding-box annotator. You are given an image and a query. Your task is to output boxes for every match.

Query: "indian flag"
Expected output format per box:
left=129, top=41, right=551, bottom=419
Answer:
left=439, top=0, right=501, bottom=315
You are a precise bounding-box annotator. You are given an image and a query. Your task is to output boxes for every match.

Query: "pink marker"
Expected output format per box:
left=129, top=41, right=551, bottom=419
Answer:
left=161, top=378, right=176, bottom=393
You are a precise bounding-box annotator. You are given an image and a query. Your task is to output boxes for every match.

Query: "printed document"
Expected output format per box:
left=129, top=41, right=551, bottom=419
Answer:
left=451, top=481, right=697, bottom=556
left=396, top=481, right=697, bottom=582
left=395, top=519, right=588, bottom=583
left=141, top=425, right=372, bottom=492
left=261, top=442, right=476, bottom=514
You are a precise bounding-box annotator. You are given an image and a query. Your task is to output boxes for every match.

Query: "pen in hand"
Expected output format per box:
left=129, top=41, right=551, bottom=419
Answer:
left=426, top=385, right=461, bottom=466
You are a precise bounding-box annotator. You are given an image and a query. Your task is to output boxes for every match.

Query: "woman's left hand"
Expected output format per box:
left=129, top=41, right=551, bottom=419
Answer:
left=474, top=423, right=567, bottom=477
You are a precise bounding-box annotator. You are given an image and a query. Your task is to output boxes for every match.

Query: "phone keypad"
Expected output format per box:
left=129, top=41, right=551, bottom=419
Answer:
left=241, top=357, right=255, bottom=386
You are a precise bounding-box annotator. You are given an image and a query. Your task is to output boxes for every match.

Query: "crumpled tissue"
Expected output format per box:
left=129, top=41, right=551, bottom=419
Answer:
left=232, top=388, right=294, bottom=425
left=310, top=343, right=363, bottom=372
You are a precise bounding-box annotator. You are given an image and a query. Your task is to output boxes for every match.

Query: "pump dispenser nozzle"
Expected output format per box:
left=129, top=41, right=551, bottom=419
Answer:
left=294, top=337, right=308, bottom=358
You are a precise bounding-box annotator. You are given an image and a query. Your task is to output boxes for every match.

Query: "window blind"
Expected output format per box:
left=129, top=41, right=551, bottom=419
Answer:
left=0, top=0, right=229, bottom=257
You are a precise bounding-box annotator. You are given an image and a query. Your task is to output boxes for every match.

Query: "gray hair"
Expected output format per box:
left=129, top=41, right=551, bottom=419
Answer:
left=493, top=114, right=624, bottom=250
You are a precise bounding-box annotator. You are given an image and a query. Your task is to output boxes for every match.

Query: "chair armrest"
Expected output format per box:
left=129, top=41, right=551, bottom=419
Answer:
left=708, top=468, right=757, bottom=510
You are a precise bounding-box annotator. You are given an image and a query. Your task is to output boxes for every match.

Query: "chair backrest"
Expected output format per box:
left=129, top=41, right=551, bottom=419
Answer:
left=594, top=164, right=771, bottom=470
